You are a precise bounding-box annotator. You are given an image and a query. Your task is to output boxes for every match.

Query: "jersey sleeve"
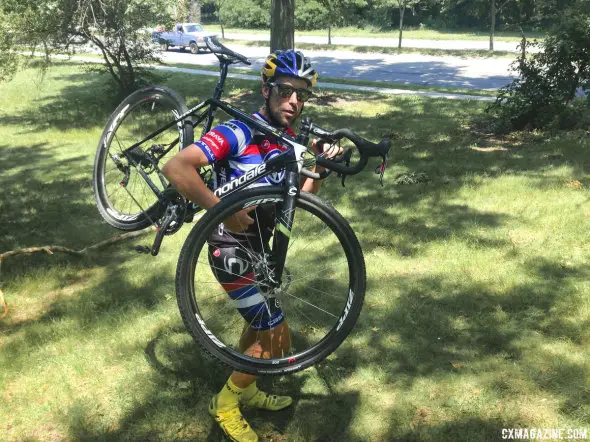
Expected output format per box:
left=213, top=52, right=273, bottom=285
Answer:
left=195, top=119, right=253, bottom=164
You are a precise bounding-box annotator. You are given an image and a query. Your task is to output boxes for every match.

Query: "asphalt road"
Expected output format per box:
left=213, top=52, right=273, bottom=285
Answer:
left=162, top=43, right=517, bottom=90
left=223, top=32, right=526, bottom=52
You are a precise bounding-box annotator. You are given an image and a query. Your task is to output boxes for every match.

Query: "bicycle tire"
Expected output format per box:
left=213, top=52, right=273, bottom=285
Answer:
left=175, top=187, right=366, bottom=375
left=93, top=86, right=194, bottom=231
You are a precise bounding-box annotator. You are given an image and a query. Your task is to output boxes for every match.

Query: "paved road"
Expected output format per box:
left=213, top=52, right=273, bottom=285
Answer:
left=223, top=32, right=526, bottom=52
left=163, top=44, right=516, bottom=90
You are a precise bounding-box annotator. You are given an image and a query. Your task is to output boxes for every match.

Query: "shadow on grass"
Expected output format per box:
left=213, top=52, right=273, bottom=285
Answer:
left=0, top=144, right=114, bottom=252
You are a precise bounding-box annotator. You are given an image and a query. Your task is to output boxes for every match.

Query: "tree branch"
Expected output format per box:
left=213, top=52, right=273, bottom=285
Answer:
left=498, top=0, right=511, bottom=12
left=0, top=227, right=155, bottom=320
left=121, top=37, right=134, bottom=83
left=86, top=32, right=122, bottom=86
left=0, top=289, right=7, bottom=320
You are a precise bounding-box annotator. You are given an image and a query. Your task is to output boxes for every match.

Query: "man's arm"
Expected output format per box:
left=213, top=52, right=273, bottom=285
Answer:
left=162, top=144, right=254, bottom=231
left=162, top=146, right=220, bottom=210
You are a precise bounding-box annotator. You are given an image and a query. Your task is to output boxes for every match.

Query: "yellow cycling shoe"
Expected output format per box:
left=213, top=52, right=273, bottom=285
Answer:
left=209, top=398, right=258, bottom=442
left=240, top=389, right=293, bottom=411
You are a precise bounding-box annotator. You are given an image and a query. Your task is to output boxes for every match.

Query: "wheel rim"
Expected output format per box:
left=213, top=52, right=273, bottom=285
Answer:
left=98, top=95, right=184, bottom=223
left=185, top=193, right=360, bottom=370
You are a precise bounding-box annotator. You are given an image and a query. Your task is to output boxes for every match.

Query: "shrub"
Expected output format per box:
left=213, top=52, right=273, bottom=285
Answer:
left=488, top=4, right=590, bottom=131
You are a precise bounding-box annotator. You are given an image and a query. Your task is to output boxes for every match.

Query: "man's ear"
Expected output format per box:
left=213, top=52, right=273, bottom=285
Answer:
left=261, top=83, right=270, bottom=99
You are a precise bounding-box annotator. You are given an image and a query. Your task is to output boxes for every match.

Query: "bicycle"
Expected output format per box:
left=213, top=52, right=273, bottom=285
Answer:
left=92, top=37, right=391, bottom=375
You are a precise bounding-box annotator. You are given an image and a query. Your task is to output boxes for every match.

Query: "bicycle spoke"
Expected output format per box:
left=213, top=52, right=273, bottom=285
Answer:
left=285, top=258, right=349, bottom=286
left=285, top=298, right=325, bottom=333
left=280, top=289, right=339, bottom=319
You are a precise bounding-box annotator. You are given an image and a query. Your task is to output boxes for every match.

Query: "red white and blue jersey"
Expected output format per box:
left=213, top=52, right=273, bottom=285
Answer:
left=194, top=112, right=295, bottom=190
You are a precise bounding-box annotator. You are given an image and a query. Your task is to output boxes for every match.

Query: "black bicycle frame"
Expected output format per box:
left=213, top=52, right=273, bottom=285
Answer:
left=118, top=88, right=303, bottom=199
left=112, top=57, right=309, bottom=281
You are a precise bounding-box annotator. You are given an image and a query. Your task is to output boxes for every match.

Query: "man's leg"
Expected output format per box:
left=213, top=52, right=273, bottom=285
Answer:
left=209, top=321, right=292, bottom=441
left=235, top=321, right=293, bottom=410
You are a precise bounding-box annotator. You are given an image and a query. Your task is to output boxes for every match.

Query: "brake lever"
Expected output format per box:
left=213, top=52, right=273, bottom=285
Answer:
left=375, top=153, right=389, bottom=186
left=335, top=148, right=352, bottom=187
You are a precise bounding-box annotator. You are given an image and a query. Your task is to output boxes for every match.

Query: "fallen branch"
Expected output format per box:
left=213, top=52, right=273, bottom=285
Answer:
left=0, top=289, right=7, bottom=319
left=0, top=226, right=155, bottom=320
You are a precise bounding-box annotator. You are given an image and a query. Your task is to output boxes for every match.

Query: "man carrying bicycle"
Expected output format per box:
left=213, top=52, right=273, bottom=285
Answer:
left=163, top=50, right=340, bottom=442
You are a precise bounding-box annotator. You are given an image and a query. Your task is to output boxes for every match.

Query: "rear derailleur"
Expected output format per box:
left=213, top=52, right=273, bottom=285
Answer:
left=150, top=188, right=187, bottom=256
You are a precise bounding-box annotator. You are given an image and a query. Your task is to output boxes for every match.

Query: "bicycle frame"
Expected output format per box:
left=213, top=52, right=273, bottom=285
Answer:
left=116, top=57, right=303, bottom=203
left=112, top=55, right=311, bottom=279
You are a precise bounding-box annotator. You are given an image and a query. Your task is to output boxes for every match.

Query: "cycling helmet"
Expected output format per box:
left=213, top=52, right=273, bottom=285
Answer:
left=261, top=50, right=318, bottom=87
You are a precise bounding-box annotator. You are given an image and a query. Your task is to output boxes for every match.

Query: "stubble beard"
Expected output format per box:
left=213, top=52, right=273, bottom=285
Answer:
left=264, top=99, right=289, bottom=129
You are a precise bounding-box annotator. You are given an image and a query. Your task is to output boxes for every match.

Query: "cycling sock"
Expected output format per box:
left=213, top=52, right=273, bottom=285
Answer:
left=215, top=377, right=247, bottom=410
left=240, top=382, right=293, bottom=411
left=240, top=381, right=259, bottom=402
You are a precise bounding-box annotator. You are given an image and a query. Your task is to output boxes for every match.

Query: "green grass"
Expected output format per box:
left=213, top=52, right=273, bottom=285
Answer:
left=1, top=63, right=589, bottom=441
left=211, top=25, right=546, bottom=42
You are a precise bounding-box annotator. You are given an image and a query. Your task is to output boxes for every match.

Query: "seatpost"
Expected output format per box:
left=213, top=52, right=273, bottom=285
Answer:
left=201, top=60, right=230, bottom=135
left=213, top=60, right=230, bottom=100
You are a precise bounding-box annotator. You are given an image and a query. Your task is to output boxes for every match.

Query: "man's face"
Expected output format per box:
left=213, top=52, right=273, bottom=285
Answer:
left=262, top=77, right=309, bottom=128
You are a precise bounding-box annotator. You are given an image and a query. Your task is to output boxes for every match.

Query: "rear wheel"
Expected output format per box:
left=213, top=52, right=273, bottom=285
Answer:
left=175, top=187, right=366, bottom=375
left=93, top=86, right=194, bottom=231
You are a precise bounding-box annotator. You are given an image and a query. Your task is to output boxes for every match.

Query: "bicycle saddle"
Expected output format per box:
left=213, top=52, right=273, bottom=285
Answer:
left=204, top=36, right=251, bottom=65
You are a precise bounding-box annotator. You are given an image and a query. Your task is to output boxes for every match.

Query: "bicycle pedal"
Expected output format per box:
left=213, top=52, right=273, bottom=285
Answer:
left=134, top=245, right=151, bottom=254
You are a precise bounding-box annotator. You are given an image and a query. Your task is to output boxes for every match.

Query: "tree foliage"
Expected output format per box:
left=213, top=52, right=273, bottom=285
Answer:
left=488, top=2, right=590, bottom=130
left=0, top=0, right=174, bottom=94
left=201, top=0, right=548, bottom=35
left=311, top=0, right=367, bottom=43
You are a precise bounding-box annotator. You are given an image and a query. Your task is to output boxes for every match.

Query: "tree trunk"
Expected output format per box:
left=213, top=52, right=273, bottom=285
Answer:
left=518, top=26, right=526, bottom=63
left=328, top=24, right=331, bottom=45
left=490, top=0, right=496, bottom=51
left=270, top=0, right=295, bottom=52
left=398, top=3, right=405, bottom=49
left=220, top=21, right=225, bottom=39
left=188, top=1, right=201, bottom=22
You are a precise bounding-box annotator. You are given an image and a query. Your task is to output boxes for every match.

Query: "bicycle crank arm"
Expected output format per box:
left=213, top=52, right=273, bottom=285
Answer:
left=151, top=222, right=169, bottom=256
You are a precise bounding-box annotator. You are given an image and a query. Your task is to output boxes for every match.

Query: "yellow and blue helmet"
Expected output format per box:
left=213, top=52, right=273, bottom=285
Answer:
left=261, top=50, right=318, bottom=87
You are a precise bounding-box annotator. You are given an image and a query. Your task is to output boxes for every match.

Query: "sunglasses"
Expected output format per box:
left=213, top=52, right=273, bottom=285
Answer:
left=268, top=82, right=313, bottom=102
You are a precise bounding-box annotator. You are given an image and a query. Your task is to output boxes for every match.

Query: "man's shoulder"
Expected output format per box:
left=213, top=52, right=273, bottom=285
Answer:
left=218, top=119, right=253, bottom=136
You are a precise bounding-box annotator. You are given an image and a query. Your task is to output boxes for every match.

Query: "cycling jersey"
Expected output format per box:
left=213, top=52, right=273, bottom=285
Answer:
left=194, top=112, right=294, bottom=330
left=195, top=112, right=295, bottom=190
left=196, top=112, right=295, bottom=248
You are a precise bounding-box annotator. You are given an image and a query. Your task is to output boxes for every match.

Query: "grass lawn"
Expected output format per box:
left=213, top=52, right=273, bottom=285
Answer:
left=209, top=25, right=546, bottom=42
left=1, top=63, right=588, bottom=441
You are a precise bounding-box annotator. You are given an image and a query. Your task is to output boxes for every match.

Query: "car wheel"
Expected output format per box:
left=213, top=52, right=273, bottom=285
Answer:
left=189, top=42, right=199, bottom=54
left=160, top=43, right=168, bottom=51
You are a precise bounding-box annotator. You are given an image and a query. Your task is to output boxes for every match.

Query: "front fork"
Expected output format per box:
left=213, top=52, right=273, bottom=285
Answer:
left=269, top=170, right=300, bottom=288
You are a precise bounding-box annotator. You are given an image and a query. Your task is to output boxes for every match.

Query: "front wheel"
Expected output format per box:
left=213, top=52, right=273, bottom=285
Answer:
left=189, top=42, right=199, bottom=54
left=93, top=86, right=194, bottom=231
left=175, top=187, right=366, bottom=375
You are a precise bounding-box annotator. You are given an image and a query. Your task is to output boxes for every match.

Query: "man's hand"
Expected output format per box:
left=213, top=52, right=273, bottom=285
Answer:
left=312, top=139, right=343, bottom=160
left=223, top=208, right=254, bottom=233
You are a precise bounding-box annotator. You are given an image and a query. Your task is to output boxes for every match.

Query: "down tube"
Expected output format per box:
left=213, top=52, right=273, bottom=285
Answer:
left=271, top=170, right=299, bottom=285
